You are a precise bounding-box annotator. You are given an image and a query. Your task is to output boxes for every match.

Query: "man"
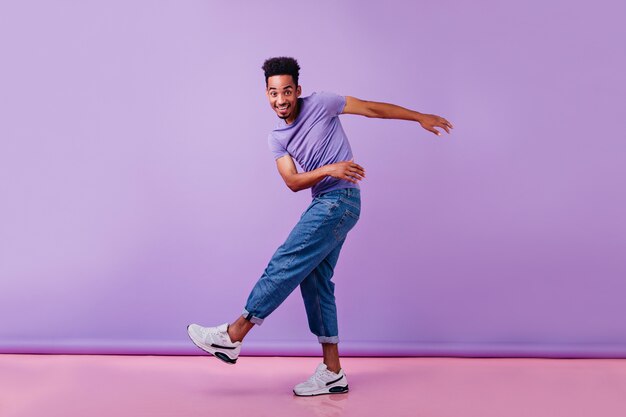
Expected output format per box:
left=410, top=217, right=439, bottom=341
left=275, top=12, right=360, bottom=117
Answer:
left=188, top=57, right=453, bottom=396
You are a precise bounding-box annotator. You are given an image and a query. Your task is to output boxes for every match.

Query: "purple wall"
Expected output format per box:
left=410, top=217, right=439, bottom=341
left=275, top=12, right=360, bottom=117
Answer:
left=1, top=0, right=625, bottom=357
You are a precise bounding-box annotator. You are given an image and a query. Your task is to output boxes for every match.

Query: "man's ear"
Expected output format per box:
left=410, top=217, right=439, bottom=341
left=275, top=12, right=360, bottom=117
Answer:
left=296, top=85, right=302, bottom=97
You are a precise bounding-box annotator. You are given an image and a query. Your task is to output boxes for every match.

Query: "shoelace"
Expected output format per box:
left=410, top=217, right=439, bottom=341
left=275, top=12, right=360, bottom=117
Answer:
left=306, top=368, right=331, bottom=385
left=205, top=327, right=230, bottom=344
left=199, top=326, right=219, bottom=341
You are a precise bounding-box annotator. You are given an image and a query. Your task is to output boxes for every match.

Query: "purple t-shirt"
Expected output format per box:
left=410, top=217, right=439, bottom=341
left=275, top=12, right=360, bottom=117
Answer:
left=268, top=91, right=358, bottom=198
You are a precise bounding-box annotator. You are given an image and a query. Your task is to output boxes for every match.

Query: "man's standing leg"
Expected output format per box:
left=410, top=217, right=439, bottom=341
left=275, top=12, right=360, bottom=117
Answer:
left=299, top=239, right=345, bottom=373
left=290, top=239, right=351, bottom=396
left=293, top=188, right=360, bottom=396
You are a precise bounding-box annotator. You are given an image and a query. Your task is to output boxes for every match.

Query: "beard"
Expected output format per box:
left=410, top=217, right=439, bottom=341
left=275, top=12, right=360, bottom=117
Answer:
left=276, top=105, right=291, bottom=120
left=276, top=100, right=299, bottom=121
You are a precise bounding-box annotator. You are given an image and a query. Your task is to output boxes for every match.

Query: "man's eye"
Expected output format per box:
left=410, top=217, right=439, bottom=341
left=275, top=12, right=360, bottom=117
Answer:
left=285, top=91, right=292, bottom=95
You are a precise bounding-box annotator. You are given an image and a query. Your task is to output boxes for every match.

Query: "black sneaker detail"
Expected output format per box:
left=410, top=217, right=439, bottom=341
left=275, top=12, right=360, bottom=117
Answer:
left=329, top=385, right=349, bottom=393
left=214, top=351, right=237, bottom=364
left=210, top=343, right=237, bottom=350
left=326, top=375, right=344, bottom=386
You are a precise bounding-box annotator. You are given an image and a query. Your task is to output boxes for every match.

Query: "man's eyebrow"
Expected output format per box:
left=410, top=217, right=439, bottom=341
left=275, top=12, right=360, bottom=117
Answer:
left=268, top=86, right=294, bottom=91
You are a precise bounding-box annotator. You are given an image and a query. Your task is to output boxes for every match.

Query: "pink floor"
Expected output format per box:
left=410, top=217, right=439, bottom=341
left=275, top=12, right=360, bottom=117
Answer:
left=1, top=354, right=625, bottom=417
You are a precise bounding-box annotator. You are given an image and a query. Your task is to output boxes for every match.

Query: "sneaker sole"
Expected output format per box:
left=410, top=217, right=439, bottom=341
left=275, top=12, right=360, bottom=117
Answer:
left=293, top=384, right=349, bottom=397
left=186, top=325, right=238, bottom=365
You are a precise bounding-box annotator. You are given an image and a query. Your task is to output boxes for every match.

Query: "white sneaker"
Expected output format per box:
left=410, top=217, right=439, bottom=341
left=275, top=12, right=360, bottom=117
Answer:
left=186, top=323, right=241, bottom=364
left=293, top=363, right=349, bottom=396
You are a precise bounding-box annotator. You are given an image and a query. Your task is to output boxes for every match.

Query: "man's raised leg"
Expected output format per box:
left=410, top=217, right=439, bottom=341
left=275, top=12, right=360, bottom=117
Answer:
left=228, top=316, right=255, bottom=343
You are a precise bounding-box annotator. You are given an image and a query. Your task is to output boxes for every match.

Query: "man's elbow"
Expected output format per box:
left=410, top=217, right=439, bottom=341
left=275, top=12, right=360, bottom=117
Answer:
left=363, top=101, right=382, bottom=118
left=285, top=178, right=301, bottom=192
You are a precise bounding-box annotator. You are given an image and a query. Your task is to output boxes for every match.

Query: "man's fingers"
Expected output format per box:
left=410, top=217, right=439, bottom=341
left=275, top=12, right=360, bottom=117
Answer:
left=422, top=115, right=454, bottom=136
left=344, top=171, right=363, bottom=182
left=428, top=127, right=441, bottom=136
left=440, top=119, right=453, bottom=131
left=349, top=168, right=365, bottom=178
left=428, top=118, right=449, bottom=134
left=339, top=161, right=366, bottom=181
left=351, top=173, right=364, bottom=180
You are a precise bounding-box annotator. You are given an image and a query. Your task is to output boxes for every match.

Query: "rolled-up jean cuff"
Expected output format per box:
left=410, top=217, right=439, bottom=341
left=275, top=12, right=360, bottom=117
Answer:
left=318, top=336, right=339, bottom=344
left=242, top=309, right=264, bottom=325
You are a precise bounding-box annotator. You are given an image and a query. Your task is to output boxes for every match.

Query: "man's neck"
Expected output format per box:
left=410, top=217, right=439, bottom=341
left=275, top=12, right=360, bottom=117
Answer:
left=285, top=100, right=300, bottom=125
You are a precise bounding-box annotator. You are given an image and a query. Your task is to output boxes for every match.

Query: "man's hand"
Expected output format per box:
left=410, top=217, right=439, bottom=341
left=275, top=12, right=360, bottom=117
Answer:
left=325, top=160, right=366, bottom=184
left=417, top=113, right=454, bottom=136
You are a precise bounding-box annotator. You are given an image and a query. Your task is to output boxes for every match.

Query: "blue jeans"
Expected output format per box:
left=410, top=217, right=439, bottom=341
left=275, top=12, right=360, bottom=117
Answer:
left=243, top=187, right=361, bottom=344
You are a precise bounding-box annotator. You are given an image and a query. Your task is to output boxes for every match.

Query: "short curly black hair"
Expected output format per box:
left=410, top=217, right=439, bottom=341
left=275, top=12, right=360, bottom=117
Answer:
left=262, top=57, right=300, bottom=87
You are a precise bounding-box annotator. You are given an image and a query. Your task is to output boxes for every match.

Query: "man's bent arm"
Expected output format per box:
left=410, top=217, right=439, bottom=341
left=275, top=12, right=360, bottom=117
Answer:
left=276, top=154, right=365, bottom=192
left=342, top=96, right=453, bottom=136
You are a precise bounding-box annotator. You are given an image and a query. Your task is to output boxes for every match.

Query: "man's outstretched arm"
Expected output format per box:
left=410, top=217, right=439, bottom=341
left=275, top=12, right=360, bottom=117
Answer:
left=276, top=154, right=365, bottom=192
left=342, top=96, right=453, bottom=136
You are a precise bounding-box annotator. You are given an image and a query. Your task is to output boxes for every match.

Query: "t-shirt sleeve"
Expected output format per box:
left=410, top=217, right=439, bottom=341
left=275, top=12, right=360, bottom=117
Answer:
left=316, top=91, right=346, bottom=117
left=268, top=133, right=288, bottom=160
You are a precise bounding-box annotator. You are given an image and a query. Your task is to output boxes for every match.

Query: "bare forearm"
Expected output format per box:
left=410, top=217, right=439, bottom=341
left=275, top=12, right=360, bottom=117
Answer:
left=343, top=96, right=453, bottom=136
left=282, top=161, right=366, bottom=192
left=285, top=166, right=330, bottom=192
left=364, top=101, right=424, bottom=122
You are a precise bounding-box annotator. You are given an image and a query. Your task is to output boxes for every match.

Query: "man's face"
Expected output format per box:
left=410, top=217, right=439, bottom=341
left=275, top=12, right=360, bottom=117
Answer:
left=266, top=75, right=301, bottom=123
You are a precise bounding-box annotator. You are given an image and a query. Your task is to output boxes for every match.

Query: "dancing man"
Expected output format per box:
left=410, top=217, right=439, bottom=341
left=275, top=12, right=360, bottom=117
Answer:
left=188, top=56, right=453, bottom=396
